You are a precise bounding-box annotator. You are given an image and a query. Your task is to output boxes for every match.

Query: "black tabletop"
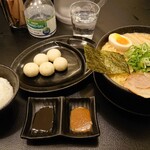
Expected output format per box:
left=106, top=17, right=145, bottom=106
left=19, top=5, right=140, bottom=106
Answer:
left=0, top=0, right=150, bottom=149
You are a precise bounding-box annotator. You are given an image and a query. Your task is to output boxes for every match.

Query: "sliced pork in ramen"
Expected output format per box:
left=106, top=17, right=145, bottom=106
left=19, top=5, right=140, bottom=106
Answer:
left=124, top=73, right=150, bottom=98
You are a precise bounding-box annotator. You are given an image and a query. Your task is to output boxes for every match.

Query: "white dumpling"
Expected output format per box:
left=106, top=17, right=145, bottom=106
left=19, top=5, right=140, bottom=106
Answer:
left=47, top=49, right=61, bottom=62
left=33, top=53, right=48, bottom=66
left=39, top=62, right=55, bottom=76
left=53, top=57, right=68, bottom=71
left=23, top=62, right=39, bottom=77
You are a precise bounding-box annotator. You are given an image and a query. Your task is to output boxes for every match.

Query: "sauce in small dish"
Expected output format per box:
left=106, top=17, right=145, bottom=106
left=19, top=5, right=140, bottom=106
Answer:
left=70, top=107, right=92, bottom=133
left=32, top=106, right=54, bottom=134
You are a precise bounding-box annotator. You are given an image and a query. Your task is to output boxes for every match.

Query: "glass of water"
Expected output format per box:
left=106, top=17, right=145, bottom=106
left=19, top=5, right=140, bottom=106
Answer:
left=70, top=0, right=100, bottom=39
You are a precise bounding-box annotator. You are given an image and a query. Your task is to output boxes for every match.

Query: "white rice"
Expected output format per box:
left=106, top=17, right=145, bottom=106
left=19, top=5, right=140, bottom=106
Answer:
left=0, top=77, right=13, bottom=109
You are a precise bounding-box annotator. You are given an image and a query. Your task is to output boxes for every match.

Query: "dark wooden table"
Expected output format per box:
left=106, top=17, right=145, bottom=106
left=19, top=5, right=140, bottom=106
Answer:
left=0, top=0, right=150, bottom=149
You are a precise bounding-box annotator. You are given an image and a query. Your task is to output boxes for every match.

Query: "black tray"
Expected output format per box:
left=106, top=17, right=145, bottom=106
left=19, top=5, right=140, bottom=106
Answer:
left=11, top=36, right=95, bottom=93
left=20, top=96, right=100, bottom=140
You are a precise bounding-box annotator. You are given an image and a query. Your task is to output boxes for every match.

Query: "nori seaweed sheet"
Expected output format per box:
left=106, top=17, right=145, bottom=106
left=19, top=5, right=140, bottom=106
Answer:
left=84, top=45, right=129, bottom=74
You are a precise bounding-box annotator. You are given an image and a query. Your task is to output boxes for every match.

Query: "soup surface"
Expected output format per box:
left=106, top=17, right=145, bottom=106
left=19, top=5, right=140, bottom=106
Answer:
left=101, top=32, right=150, bottom=98
left=102, top=33, right=150, bottom=85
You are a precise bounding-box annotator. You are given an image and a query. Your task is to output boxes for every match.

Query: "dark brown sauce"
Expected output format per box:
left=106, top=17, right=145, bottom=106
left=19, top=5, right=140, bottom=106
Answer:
left=32, top=106, right=54, bottom=134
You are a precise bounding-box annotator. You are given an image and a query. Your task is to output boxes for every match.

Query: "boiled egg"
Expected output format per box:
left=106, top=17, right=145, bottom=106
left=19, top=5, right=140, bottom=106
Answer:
left=108, top=33, right=132, bottom=52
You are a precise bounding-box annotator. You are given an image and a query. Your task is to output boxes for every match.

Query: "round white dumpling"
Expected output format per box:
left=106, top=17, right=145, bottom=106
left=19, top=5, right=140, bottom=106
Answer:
left=23, top=62, right=39, bottom=77
left=39, top=62, right=55, bottom=76
left=47, top=49, right=61, bottom=62
left=33, top=53, right=48, bottom=66
left=53, top=57, right=68, bottom=71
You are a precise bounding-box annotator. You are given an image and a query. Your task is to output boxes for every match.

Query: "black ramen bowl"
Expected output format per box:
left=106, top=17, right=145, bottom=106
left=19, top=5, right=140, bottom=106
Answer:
left=94, top=25, right=150, bottom=116
left=0, top=64, right=19, bottom=110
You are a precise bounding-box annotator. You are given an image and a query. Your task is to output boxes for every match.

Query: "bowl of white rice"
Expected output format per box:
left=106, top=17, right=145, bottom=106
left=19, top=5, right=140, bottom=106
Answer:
left=0, top=64, right=19, bottom=110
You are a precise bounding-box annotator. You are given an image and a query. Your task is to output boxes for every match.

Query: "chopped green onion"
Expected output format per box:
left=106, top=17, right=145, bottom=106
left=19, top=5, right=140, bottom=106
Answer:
left=125, top=43, right=150, bottom=72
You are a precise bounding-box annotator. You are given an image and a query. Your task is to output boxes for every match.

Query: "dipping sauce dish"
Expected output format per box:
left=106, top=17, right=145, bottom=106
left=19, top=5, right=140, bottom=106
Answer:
left=21, top=96, right=100, bottom=140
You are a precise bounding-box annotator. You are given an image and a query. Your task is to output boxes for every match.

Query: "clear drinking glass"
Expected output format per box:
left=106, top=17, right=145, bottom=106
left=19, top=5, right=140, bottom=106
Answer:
left=70, top=0, right=100, bottom=39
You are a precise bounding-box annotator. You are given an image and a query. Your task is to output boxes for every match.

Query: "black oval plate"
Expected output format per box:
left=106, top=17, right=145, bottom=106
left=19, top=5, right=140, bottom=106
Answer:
left=94, top=25, right=150, bottom=116
left=11, top=36, right=95, bottom=93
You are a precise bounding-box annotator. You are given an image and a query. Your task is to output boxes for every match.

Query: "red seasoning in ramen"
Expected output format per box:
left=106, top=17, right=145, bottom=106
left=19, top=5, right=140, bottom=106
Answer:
left=70, top=107, right=92, bottom=133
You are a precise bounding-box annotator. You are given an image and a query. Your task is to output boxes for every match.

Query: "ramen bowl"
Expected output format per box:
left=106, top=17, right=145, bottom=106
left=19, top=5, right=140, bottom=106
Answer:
left=0, top=64, right=19, bottom=110
left=94, top=25, right=150, bottom=116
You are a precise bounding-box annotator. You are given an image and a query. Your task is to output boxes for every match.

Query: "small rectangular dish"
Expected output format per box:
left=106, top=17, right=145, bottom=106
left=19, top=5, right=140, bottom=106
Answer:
left=20, top=96, right=100, bottom=140
left=20, top=97, right=62, bottom=140
left=62, top=97, right=100, bottom=138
